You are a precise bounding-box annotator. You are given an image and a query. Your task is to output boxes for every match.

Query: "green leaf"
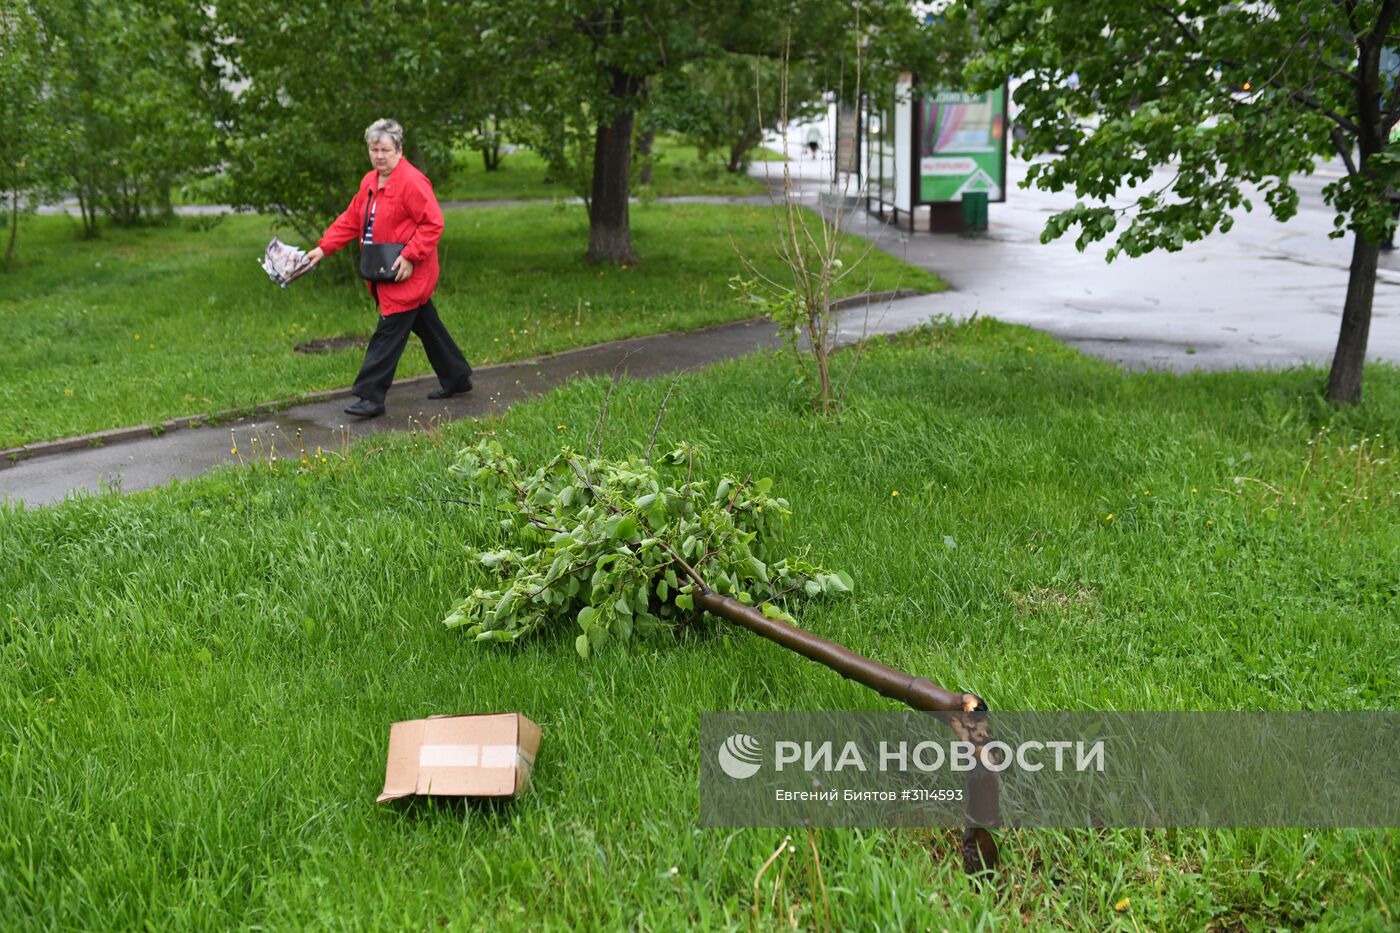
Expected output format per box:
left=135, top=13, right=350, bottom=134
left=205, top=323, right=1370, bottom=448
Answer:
left=613, top=515, right=638, bottom=540
left=478, top=549, right=516, bottom=570
left=447, top=443, right=853, bottom=655
left=760, top=603, right=795, bottom=623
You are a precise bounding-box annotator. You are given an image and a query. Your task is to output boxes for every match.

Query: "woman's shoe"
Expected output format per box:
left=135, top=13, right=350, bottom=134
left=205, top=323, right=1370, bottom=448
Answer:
left=428, top=380, right=473, bottom=400
left=344, top=398, right=386, bottom=418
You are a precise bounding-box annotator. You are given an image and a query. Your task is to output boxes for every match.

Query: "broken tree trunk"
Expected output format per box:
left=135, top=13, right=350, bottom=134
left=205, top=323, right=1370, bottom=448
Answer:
left=693, top=589, right=999, bottom=875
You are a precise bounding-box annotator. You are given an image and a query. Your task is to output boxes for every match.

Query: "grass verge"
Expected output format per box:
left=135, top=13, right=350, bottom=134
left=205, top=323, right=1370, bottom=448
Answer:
left=1, top=319, right=1396, bottom=929
left=0, top=202, right=941, bottom=449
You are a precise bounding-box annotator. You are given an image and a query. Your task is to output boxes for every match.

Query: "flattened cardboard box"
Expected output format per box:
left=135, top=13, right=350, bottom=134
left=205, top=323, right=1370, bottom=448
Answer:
left=378, top=713, right=541, bottom=802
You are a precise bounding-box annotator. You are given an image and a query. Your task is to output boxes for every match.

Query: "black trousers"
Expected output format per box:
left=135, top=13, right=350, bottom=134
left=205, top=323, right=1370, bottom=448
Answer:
left=351, top=298, right=473, bottom=404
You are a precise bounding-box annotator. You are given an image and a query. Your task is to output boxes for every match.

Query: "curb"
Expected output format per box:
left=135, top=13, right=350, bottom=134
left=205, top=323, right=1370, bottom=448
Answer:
left=1, top=390, right=353, bottom=467
left=1, top=289, right=928, bottom=470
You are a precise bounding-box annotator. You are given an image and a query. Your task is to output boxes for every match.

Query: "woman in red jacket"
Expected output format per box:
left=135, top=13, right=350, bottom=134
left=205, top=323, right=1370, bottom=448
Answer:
left=305, top=118, right=473, bottom=419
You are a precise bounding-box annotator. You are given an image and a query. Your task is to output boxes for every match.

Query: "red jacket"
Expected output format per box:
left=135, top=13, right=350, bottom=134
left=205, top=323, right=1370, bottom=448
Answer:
left=317, top=158, right=443, bottom=315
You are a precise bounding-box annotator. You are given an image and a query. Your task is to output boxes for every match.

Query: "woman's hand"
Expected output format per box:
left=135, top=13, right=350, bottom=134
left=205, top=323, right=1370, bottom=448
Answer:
left=391, top=254, right=414, bottom=283
left=305, top=246, right=325, bottom=266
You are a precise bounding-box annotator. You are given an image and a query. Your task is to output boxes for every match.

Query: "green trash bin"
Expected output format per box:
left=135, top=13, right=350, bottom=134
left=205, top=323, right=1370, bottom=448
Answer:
left=960, top=191, right=989, bottom=232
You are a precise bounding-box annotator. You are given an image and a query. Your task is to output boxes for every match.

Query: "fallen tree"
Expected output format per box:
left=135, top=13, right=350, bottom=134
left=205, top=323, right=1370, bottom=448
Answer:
left=444, top=438, right=999, bottom=874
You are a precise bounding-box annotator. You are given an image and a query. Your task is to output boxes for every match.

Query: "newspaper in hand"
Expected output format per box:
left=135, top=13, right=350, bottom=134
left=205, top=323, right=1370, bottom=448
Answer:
left=261, top=237, right=315, bottom=287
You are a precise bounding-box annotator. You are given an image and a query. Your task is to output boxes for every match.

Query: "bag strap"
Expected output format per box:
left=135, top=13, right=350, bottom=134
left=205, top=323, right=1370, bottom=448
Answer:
left=361, top=187, right=375, bottom=242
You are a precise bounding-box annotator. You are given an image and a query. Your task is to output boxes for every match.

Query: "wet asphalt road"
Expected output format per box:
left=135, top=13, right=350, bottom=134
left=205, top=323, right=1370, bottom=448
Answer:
left=839, top=155, right=1398, bottom=372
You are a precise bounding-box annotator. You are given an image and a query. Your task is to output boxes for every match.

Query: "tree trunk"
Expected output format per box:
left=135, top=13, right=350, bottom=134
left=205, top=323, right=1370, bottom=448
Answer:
left=1325, top=6, right=1396, bottom=405
left=1326, top=230, right=1378, bottom=404
left=587, top=72, right=640, bottom=265
left=727, top=143, right=746, bottom=174
left=76, top=188, right=98, bottom=240
left=4, top=189, right=18, bottom=272
left=692, top=587, right=999, bottom=875
left=482, top=116, right=502, bottom=172
left=636, top=126, right=655, bottom=186
left=728, top=129, right=766, bottom=174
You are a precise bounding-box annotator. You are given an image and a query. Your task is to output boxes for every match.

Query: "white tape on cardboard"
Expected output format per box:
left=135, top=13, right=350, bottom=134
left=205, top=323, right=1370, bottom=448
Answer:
left=419, top=744, right=479, bottom=768
left=419, top=744, right=521, bottom=769
left=479, top=744, right=519, bottom=769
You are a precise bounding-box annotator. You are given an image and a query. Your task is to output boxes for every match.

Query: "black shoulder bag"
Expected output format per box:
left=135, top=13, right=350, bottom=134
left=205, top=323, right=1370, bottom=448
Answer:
left=358, top=191, right=405, bottom=283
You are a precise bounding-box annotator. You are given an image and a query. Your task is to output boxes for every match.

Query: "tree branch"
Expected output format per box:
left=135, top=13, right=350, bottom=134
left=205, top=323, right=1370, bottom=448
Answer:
left=1151, top=4, right=1201, bottom=46
left=645, top=370, right=694, bottom=464
left=1288, top=88, right=1362, bottom=136
left=1330, top=126, right=1359, bottom=176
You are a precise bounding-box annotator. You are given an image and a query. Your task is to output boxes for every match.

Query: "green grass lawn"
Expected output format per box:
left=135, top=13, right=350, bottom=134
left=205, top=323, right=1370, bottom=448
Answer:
left=2, top=320, right=1395, bottom=930
left=0, top=204, right=940, bottom=449
left=438, top=138, right=769, bottom=201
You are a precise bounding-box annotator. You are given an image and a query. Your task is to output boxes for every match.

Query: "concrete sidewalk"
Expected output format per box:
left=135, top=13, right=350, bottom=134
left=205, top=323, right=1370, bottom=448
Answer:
left=0, top=292, right=939, bottom=508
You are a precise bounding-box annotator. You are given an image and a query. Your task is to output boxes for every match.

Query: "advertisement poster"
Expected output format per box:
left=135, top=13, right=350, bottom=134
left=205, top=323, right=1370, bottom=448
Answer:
left=918, top=87, right=1007, bottom=203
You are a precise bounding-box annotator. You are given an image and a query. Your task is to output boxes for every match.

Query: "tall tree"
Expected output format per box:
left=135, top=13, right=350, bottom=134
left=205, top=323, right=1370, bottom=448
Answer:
left=651, top=54, right=824, bottom=174
left=210, top=0, right=486, bottom=243
left=0, top=1, right=53, bottom=268
left=964, top=0, right=1400, bottom=404
left=473, top=0, right=937, bottom=265
left=34, top=0, right=218, bottom=235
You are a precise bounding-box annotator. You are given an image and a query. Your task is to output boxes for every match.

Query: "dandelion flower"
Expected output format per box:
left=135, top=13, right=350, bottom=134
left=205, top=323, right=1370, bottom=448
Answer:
left=1105, top=513, right=1114, bottom=522
left=891, top=490, right=900, bottom=497
left=1114, top=897, right=1130, bottom=911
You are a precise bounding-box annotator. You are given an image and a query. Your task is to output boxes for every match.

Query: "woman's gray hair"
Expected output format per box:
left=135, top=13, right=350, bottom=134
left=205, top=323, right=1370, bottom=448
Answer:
left=365, top=118, right=404, bottom=151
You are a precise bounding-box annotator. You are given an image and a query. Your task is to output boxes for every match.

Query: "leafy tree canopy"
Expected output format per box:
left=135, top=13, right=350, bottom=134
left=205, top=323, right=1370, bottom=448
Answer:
left=210, top=0, right=486, bottom=241
left=960, top=0, right=1400, bottom=402
left=463, top=0, right=944, bottom=262
left=29, top=0, right=219, bottom=235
